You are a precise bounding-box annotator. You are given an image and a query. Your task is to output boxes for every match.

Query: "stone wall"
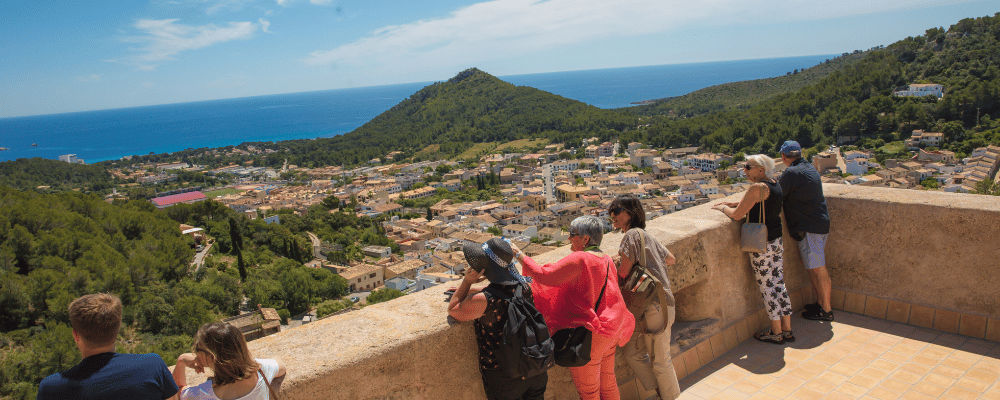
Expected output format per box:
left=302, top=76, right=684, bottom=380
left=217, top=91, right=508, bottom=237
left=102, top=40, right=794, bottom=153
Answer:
left=173, top=184, right=1000, bottom=399
left=822, top=184, right=1000, bottom=319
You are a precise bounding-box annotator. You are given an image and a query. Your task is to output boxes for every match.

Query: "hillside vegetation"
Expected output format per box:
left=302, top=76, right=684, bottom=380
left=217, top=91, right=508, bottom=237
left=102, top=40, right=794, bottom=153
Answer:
left=0, top=158, right=117, bottom=193
left=620, top=13, right=1000, bottom=158
left=632, top=52, right=869, bottom=117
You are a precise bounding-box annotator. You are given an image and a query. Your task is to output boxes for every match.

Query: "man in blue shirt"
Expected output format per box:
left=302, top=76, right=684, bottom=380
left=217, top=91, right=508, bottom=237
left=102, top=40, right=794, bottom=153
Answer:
left=37, top=293, right=179, bottom=400
left=778, top=141, right=834, bottom=322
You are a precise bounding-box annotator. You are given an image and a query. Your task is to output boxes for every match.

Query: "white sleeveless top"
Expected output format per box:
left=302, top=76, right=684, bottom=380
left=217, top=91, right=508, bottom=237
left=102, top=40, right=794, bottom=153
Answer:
left=180, top=359, right=279, bottom=400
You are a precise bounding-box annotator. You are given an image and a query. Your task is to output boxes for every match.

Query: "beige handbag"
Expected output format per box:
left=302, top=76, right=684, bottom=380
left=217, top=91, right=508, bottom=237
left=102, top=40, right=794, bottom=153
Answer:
left=740, top=197, right=767, bottom=253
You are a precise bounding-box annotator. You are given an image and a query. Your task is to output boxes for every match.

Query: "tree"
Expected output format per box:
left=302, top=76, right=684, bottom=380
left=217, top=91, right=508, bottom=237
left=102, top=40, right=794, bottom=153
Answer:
left=229, top=217, right=246, bottom=280
left=426, top=207, right=433, bottom=220
left=316, top=299, right=355, bottom=318
left=920, top=178, right=940, bottom=190
left=486, top=226, right=502, bottom=236
left=172, top=296, right=216, bottom=335
left=366, top=288, right=405, bottom=304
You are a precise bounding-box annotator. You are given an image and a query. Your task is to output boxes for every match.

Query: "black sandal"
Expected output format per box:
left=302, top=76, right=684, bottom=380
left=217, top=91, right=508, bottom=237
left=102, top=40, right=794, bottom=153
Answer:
left=754, top=328, right=786, bottom=344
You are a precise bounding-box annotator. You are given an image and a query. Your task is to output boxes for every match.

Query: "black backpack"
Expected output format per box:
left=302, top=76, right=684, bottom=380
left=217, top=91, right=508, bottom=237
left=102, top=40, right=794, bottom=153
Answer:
left=483, top=284, right=556, bottom=379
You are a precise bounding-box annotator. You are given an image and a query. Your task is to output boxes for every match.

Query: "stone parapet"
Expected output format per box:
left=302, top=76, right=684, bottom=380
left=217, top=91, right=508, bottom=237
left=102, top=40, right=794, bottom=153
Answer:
left=173, top=184, right=1000, bottom=399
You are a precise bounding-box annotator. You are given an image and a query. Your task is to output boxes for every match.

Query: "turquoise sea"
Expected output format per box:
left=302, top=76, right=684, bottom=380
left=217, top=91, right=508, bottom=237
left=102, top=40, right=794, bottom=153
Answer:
left=0, top=55, right=833, bottom=163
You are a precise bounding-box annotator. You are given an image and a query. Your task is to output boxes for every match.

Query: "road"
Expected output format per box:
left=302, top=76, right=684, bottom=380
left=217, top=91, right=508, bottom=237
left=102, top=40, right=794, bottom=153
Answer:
left=191, top=242, right=214, bottom=274
left=306, top=231, right=325, bottom=260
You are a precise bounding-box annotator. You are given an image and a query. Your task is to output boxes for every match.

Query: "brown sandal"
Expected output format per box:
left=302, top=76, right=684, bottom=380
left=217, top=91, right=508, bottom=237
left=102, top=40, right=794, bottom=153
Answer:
left=754, top=328, right=786, bottom=344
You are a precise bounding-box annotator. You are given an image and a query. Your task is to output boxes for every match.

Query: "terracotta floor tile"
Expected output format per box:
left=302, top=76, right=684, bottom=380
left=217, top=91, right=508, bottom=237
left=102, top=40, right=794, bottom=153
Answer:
left=730, top=379, right=763, bottom=395
left=868, top=359, right=899, bottom=372
left=847, top=374, right=879, bottom=390
left=938, top=357, right=973, bottom=371
left=835, top=382, right=869, bottom=397
left=675, top=310, right=1000, bottom=400
left=812, top=351, right=845, bottom=366
left=877, top=378, right=911, bottom=394
left=760, top=383, right=795, bottom=398
left=928, top=364, right=964, bottom=380
left=965, top=366, right=1000, bottom=383
left=790, top=387, right=826, bottom=400
left=773, top=374, right=806, bottom=389
left=898, top=391, right=936, bottom=400
left=788, top=366, right=822, bottom=381
left=921, top=373, right=955, bottom=387
left=952, top=376, right=989, bottom=392
left=702, top=376, right=734, bottom=390
left=859, top=367, right=891, bottom=381
left=802, top=378, right=837, bottom=394
left=743, top=373, right=777, bottom=386
left=911, top=381, right=946, bottom=397
left=709, top=388, right=749, bottom=400
left=828, top=362, right=863, bottom=377
left=878, top=352, right=908, bottom=364
left=889, top=344, right=920, bottom=356
left=865, top=387, right=900, bottom=400
left=716, top=367, right=748, bottom=382
left=821, top=392, right=855, bottom=400
left=909, top=355, right=939, bottom=367
left=898, top=362, right=932, bottom=376
left=745, top=394, right=781, bottom=400
left=888, top=370, right=922, bottom=385
left=942, top=385, right=979, bottom=400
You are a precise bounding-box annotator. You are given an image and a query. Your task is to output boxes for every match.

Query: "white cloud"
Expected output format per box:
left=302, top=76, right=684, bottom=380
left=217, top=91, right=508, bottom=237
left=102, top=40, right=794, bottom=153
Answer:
left=309, top=0, right=332, bottom=4
left=78, top=74, right=102, bottom=83
left=260, top=18, right=271, bottom=33
left=118, top=19, right=258, bottom=70
left=302, top=0, right=975, bottom=71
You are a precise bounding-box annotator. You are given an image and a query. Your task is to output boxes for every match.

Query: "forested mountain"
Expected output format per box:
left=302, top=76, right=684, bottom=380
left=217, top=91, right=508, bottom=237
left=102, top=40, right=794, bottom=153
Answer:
left=620, top=14, right=1000, bottom=158
left=632, top=52, right=869, bottom=117
left=0, top=158, right=118, bottom=193
left=122, top=68, right=640, bottom=169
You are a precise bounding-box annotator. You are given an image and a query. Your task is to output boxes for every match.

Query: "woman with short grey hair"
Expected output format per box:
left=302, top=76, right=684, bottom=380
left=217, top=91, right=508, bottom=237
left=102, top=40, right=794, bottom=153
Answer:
left=569, top=215, right=603, bottom=248
left=510, top=216, right=634, bottom=400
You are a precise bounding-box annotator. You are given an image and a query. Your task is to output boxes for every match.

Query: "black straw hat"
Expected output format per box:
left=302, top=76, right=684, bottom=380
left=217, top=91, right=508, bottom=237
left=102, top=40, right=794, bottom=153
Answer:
left=462, top=238, right=527, bottom=285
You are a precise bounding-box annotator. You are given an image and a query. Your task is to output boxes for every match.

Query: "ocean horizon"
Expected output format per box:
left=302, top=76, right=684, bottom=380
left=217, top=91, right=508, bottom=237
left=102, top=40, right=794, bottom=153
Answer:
left=0, top=54, right=834, bottom=163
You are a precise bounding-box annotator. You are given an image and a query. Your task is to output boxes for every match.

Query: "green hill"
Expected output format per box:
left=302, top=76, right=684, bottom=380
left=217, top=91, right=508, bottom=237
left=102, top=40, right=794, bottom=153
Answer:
left=619, top=13, right=1000, bottom=158
left=239, top=68, right=637, bottom=167
left=124, top=69, right=638, bottom=170
left=0, top=158, right=117, bottom=193
left=632, top=52, right=869, bottom=117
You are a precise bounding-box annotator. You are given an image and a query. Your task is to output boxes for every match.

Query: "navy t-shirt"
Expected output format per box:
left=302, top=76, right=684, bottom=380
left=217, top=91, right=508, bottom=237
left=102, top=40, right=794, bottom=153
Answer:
left=778, top=158, right=830, bottom=234
left=37, top=352, right=179, bottom=400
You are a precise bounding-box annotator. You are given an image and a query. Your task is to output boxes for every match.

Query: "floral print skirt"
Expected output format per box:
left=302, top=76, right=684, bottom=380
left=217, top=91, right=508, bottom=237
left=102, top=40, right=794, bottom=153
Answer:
left=750, top=237, right=792, bottom=320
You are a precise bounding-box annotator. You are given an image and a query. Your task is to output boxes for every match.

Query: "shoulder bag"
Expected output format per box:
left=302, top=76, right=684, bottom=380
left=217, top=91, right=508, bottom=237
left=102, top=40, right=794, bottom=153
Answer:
left=621, top=229, right=667, bottom=319
left=551, top=255, right=610, bottom=367
left=740, top=187, right=767, bottom=253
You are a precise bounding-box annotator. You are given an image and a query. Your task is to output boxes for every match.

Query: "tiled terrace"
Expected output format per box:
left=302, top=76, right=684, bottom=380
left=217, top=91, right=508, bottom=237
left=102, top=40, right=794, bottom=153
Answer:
left=676, top=311, right=1000, bottom=400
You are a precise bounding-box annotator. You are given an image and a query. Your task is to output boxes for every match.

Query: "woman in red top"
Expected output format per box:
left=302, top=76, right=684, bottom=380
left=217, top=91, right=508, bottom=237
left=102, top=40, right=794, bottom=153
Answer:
left=511, top=215, right=635, bottom=400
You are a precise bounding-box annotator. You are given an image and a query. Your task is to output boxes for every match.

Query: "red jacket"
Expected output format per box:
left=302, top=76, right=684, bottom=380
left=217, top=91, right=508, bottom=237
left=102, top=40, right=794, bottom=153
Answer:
left=522, top=251, right=635, bottom=345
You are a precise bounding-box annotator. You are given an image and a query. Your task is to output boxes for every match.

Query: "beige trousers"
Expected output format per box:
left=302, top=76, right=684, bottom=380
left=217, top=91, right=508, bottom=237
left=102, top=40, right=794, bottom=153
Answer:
left=623, top=302, right=680, bottom=400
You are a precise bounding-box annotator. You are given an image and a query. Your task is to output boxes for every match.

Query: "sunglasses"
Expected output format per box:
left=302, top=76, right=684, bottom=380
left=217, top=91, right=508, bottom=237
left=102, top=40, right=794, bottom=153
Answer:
left=609, top=206, right=624, bottom=216
left=744, top=164, right=757, bottom=170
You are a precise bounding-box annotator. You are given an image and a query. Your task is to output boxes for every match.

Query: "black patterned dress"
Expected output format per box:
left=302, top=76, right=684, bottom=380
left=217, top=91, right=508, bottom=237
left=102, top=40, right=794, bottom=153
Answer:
left=748, top=180, right=792, bottom=320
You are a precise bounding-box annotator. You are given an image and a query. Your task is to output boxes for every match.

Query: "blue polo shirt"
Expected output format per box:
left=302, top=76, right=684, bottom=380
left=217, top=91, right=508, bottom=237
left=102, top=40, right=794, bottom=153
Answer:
left=37, top=352, right=178, bottom=400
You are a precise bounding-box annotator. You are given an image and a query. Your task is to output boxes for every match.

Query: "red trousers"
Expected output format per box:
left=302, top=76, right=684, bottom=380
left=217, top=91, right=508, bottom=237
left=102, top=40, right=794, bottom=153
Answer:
left=568, top=330, right=621, bottom=400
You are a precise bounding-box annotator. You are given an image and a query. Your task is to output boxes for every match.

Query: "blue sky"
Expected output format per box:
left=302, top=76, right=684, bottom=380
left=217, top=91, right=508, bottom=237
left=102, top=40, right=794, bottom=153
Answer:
left=2, top=0, right=996, bottom=118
